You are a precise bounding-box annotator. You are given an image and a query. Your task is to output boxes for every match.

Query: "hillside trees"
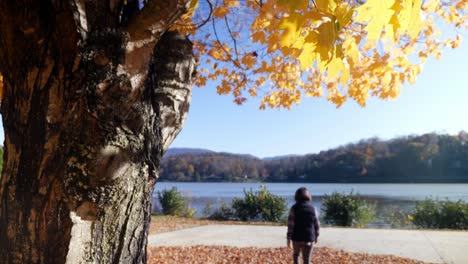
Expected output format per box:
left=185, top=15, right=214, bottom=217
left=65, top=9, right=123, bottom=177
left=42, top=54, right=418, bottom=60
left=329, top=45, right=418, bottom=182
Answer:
left=160, top=133, right=468, bottom=182
left=0, top=0, right=466, bottom=263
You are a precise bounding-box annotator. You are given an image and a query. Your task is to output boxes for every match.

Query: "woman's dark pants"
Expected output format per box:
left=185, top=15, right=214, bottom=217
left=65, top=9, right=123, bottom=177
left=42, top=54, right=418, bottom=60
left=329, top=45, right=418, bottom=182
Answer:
left=292, top=241, right=313, bottom=264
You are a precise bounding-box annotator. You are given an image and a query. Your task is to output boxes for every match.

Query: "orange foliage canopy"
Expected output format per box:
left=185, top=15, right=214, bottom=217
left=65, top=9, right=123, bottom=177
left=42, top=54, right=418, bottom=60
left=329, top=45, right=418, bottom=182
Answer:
left=176, top=0, right=467, bottom=109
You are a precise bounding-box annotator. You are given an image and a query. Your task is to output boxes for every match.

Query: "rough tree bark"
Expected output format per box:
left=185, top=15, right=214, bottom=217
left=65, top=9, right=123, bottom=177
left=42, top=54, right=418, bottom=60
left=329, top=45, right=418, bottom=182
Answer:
left=0, top=1, right=195, bottom=263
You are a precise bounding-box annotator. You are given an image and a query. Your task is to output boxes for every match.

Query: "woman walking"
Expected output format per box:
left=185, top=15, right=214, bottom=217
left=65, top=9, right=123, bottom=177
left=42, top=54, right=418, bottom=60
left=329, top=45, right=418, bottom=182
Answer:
left=287, top=187, right=320, bottom=264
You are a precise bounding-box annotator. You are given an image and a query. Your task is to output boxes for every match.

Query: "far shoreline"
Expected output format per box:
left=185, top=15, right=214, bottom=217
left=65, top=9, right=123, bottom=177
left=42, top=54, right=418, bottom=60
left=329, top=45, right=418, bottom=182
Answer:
left=157, top=181, right=468, bottom=184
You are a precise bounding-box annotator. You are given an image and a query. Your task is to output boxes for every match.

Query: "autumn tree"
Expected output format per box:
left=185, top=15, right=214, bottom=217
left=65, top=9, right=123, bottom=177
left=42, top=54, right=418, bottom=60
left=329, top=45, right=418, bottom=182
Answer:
left=0, top=0, right=466, bottom=263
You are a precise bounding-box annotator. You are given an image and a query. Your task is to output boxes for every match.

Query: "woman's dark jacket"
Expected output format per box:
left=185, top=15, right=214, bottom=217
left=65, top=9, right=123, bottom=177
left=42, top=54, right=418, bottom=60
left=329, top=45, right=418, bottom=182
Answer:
left=287, top=201, right=320, bottom=242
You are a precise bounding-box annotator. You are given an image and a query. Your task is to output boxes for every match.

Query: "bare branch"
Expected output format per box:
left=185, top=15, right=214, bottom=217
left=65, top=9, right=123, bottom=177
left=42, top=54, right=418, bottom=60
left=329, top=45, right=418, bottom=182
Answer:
left=224, top=15, right=239, bottom=62
left=211, top=17, right=245, bottom=70
left=195, top=0, right=214, bottom=29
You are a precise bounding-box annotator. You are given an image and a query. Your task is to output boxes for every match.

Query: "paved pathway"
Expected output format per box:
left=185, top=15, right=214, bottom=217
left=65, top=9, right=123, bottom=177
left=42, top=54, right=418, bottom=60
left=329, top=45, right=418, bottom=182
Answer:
left=148, top=225, right=468, bottom=264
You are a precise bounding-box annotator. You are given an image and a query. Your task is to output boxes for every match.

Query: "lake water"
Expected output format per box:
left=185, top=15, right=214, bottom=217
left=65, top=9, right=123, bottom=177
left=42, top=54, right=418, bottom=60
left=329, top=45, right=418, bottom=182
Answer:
left=152, top=182, right=468, bottom=227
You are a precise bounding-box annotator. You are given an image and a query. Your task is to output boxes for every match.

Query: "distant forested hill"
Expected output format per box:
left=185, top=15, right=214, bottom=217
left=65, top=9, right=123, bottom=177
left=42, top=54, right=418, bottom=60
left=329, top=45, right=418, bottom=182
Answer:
left=163, top=148, right=214, bottom=157
left=160, top=132, right=468, bottom=183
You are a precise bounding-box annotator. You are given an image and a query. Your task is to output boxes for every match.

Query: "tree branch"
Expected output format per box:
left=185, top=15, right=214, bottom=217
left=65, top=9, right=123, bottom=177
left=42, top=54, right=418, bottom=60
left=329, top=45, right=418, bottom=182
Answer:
left=123, top=0, right=192, bottom=86
left=125, top=0, right=191, bottom=46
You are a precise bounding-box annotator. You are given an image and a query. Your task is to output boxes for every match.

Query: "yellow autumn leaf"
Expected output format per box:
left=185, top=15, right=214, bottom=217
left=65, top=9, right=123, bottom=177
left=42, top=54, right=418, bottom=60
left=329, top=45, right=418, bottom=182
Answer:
left=355, top=0, right=396, bottom=42
left=208, top=48, right=229, bottom=61
left=315, top=20, right=337, bottom=60
left=217, top=80, right=232, bottom=94
left=339, top=66, right=350, bottom=85
left=194, top=75, right=207, bottom=86
left=278, top=13, right=305, bottom=47
left=335, top=3, right=355, bottom=29
left=315, top=0, right=337, bottom=14
left=225, top=0, right=240, bottom=8
left=241, top=54, right=257, bottom=68
left=328, top=91, right=347, bottom=108
left=387, top=0, right=423, bottom=39
left=303, top=15, right=337, bottom=62
left=252, top=16, right=271, bottom=30
left=297, top=43, right=318, bottom=70
left=213, top=6, right=230, bottom=18
left=342, top=37, right=359, bottom=65
left=407, top=0, right=423, bottom=38
left=266, top=32, right=280, bottom=53
left=327, top=57, right=344, bottom=78
left=382, top=70, right=393, bottom=86
left=392, top=0, right=410, bottom=33
left=187, top=0, right=199, bottom=16
left=251, top=30, right=266, bottom=43
left=327, top=47, right=345, bottom=78
left=277, top=0, right=308, bottom=9
left=423, top=0, right=439, bottom=13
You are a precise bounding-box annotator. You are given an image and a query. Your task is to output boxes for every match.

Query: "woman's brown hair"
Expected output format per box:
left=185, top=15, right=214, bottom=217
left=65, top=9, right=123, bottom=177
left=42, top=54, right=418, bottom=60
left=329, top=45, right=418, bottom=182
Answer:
left=294, top=187, right=312, bottom=202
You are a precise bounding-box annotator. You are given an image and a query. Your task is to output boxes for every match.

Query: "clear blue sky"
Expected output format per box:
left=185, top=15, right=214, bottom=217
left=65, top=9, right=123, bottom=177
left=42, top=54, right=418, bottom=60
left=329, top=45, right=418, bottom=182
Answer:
left=0, top=41, right=466, bottom=159
left=169, top=43, right=468, bottom=158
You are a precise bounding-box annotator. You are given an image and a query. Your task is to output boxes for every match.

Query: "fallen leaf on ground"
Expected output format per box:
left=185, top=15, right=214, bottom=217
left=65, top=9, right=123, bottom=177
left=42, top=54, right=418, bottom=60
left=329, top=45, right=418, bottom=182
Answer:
left=148, top=246, right=431, bottom=264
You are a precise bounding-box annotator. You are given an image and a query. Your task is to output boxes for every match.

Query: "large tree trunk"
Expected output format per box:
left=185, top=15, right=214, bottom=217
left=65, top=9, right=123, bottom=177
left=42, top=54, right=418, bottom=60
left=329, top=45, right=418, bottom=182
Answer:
left=0, top=1, right=194, bottom=263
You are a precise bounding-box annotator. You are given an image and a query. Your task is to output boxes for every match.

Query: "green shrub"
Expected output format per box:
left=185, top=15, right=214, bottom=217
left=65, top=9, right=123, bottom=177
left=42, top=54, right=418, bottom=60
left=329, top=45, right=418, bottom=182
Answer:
left=322, top=192, right=376, bottom=227
left=232, top=185, right=287, bottom=222
left=202, top=200, right=213, bottom=218
left=410, top=198, right=468, bottom=229
left=381, top=206, right=413, bottom=228
left=157, top=187, right=196, bottom=218
left=208, top=201, right=236, bottom=221
left=183, top=207, right=196, bottom=218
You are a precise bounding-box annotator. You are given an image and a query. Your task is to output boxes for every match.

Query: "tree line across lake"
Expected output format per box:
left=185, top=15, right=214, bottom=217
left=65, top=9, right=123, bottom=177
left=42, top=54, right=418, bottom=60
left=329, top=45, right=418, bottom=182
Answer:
left=160, top=132, right=468, bottom=183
